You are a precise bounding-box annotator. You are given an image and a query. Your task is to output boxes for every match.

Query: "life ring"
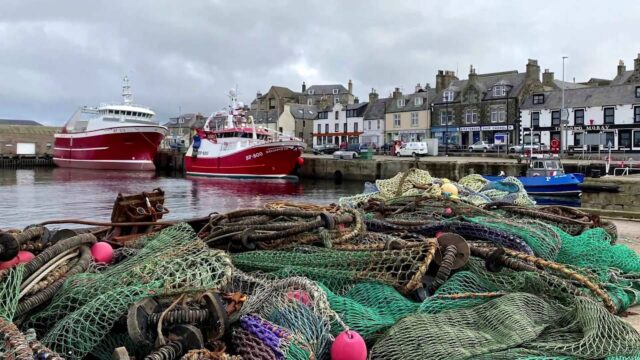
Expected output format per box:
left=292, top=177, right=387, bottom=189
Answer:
left=551, top=138, right=560, bottom=149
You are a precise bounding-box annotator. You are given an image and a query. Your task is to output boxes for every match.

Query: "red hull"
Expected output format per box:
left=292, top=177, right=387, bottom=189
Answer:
left=185, top=145, right=303, bottom=178
left=53, top=126, right=166, bottom=171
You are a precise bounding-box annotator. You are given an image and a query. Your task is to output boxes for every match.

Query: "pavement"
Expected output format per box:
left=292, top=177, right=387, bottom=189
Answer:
left=611, top=219, right=640, bottom=331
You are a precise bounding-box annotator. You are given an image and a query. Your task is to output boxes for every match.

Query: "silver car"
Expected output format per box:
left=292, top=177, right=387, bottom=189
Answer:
left=468, top=141, right=494, bottom=152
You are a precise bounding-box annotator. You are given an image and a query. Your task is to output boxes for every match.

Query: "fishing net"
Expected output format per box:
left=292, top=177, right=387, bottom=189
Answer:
left=25, top=224, right=233, bottom=359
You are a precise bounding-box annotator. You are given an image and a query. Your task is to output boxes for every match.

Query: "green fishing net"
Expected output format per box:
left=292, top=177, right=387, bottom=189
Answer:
left=26, top=224, right=233, bottom=360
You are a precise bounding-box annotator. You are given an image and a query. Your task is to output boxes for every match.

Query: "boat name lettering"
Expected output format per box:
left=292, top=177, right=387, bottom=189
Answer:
left=246, top=152, right=264, bottom=161
left=266, top=147, right=285, bottom=154
left=198, top=151, right=209, bottom=156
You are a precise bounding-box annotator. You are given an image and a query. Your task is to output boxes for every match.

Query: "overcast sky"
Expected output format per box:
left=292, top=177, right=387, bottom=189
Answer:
left=1, top=0, right=638, bottom=125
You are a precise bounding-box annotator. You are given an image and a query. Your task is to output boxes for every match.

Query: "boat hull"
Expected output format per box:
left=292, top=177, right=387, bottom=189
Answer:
left=483, top=174, right=583, bottom=195
left=53, top=126, right=167, bottom=171
left=185, top=142, right=305, bottom=178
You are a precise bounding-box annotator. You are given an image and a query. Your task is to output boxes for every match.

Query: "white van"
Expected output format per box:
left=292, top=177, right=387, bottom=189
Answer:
left=396, top=142, right=428, bottom=157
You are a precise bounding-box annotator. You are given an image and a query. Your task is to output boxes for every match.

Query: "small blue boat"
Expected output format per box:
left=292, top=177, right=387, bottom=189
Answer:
left=484, top=155, right=584, bottom=196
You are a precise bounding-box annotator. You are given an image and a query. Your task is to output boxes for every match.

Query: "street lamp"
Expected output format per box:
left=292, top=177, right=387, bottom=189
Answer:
left=561, top=56, right=568, bottom=156
left=445, top=95, right=449, bottom=157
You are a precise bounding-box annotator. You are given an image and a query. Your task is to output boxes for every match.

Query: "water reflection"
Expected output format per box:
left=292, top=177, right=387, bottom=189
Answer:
left=0, top=168, right=362, bottom=228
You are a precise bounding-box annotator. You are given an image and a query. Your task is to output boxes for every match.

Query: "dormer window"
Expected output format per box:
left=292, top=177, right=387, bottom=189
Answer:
left=332, top=88, right=339, bottom=94
left=397, top=99, right=405, bottom=107
left=636, top=86, right=640, bottom=98
left=493, top=85, right=506, bottom=97
left=532, top=94, right=545, bottom=105
left=414, top=97, right=423, bottom=106
left=443, top=91, right=454, bottom=102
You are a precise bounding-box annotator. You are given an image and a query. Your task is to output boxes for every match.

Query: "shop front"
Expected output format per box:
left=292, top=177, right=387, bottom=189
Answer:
left=460, top=125, right=514, bottom=145
left=431, top=126, right=460, bottom=146
left=387, top=129, right=428, bottom=143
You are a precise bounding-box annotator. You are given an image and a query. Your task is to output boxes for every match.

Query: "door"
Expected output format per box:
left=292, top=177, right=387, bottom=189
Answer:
left=472, top=131, right=480, bottom=143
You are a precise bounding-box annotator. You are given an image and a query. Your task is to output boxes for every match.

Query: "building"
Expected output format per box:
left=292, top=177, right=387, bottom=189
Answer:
left=431, top=60, right=546, bottom=147
left=249, top=86, right=300, bottom=129
left=298, top=81, right=356, bottom=107
left=313, top=102, right=367, bottom=148
left=520, top=53, right=640, bottom=152
left=384, top=84, right=435, bottom=143
left=162, top=113, right=208, bottom=150
left=0, top=119, right=59, bottom=156
left=278, top=104, right=318, bottom=144
left=361, top=89, right=388, bottom=147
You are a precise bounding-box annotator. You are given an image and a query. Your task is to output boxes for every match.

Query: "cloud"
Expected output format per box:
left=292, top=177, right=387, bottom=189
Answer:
left=0, top=0, right=638, bottom=124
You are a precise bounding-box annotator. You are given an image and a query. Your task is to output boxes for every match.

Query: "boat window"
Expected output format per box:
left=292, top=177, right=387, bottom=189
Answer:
left=545, top=161, right=560, bottom=169
left=533, top=161, right=544, bottom=169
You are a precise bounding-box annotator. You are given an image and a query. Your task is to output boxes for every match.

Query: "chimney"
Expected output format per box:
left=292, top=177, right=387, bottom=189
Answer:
left=542, top=69, right=555, bottom=87
left=526, top=59, right=540, bottom=81
left=415, top=83, right=422, bottom=92
left=256, top=91, right=262, bottom=98
left=424, top=83, right=431, bottom=89
left=392, top=87, right=402, bottom=99
left=618, top=60, right=626, bottom=77
left=368, top=88, right=379, bottom=103
left=302, top=82, right=306, bottom=93
left=354, top=97, right=359, bottom=104
left=635, top=54, right=640, bottom=71
left=348, top=79, right=353, bottom=94
left=436, top=70, right=458, bottom=93
left=468, top=65, right=478, bottom=82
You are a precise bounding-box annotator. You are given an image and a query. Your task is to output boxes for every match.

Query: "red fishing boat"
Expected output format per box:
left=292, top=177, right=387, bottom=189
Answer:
left=184, top=89, right=306, bottom=178
left=53, top=77, right=167, bottom=171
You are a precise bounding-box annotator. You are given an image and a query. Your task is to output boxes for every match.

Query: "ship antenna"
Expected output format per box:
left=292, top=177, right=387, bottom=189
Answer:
left=122, top=75, right=133, bottom=105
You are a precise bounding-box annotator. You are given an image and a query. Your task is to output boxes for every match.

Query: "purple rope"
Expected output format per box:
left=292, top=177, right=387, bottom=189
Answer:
left=241, top=315, right=292, bottom=359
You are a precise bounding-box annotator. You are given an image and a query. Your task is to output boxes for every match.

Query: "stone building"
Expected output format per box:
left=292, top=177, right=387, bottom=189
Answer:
left=249, top=86, right=300, bottom=129
left=431, top=60, right=546, bottom=147
left=0, top=119, right=59, bottom=156
left=298, top=81, right=356, bottom=108
left=384, top=84, right=435, bottom=143
left=162, top=113, right=208, bottom=150
left=361, top=89, right=388, bottom=147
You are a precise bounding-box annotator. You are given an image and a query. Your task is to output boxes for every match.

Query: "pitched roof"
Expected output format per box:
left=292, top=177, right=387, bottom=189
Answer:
left=346, top=102, right=368, bottom=110
left=554, top=80, right=589, bottom=90
left=288, top=104, right=318, bottom=120
left=270, top=86, right=298, bottom=98
left=306, top=84, right=349, bottom=95
left=436, top=71, right=527, bottom=103
left=386, top=88, right=436, bottom=113
left=163, top=113, right=206, bottom=128
left=611, top=70, right=635, bottom=85
left=363, top=98, right=388, bottom=120
left=0, top=119, right=43, bottom=126
left=521, top=83, right=640, bottom=110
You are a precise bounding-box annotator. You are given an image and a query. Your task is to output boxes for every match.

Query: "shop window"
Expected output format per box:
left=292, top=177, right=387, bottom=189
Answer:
left=573, top=133, right=582, bottom=146
left=634, top=131, right=640, bottom=147
left=619, top=130, right=631, bottom=149
left=604, top=132, right=615, bottom=148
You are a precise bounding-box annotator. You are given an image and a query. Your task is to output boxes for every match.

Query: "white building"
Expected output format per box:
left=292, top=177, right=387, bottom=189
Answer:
left=312, top=102, right=368, bottom=147
left=520, top=83, right=640, bottom=152
left=361, top=90, right=387, bottom=147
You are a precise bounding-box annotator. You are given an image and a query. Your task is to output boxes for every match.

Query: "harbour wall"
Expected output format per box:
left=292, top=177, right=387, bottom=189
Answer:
left=581, top=177, right=640, bottom=216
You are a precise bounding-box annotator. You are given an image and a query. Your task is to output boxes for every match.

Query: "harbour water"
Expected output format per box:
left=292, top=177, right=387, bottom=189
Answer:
left=0, top=168, right=363, bottom=228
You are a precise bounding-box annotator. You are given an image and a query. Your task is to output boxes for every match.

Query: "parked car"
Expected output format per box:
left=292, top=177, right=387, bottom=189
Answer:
left=509, top=143, right=549, bottom=153
left=333, top=150, right=359, bottom=160
left=396, top=142, right=429, bottom=157
left=312, top=143, right=339, bottom=155
left=438, top=142, right=463, bottom=152
left=468, top=141, right=494, bottom=152
left=346, top=143, right=368, bottom=154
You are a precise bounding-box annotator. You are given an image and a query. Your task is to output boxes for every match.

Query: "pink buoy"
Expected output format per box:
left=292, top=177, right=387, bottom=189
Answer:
left=17, top=251, right=35, bottom=264
left=0, top=257, right=19, bottom=270
left=443, top=207, right=454, bottom=217
left=330, top=330, right=367, bottom=360
left=91, top=242, right=114, bottom=264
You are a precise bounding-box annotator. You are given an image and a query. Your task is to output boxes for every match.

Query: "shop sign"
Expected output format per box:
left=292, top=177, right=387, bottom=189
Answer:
left=555, top=125, right=610, bottom=131
left=459, top=125, right=514, bottom=132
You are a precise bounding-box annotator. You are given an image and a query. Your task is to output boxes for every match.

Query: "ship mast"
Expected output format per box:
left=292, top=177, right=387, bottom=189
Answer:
left=122, top=75, right=133, bottom=105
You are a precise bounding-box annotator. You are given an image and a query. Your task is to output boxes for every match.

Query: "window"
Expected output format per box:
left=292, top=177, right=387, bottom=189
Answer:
left=574, top=109, right=584, bottom=125
left=411, top=112, right=419, bottom=127
left=531, top=112, right=540, bottom=127
left=325, top=124, right=329, bottom=133
left=269, top=98, right=275, bottom=109
left=574, top=133, right=582, bottom=146
left=397, top=99, right=405, bottom=107
left=334, top=96, right=340, bottom=105
left=493, top=85, right=506, bottom=97
left=491, top=106, right=506, bottom=123
left=333, top=88, right=339, bottom=95
left=317, top=124, right=321, bottom=134
left=354, top=123, right=358, bottom=132
left=465, top=109, right=478, bottom=124
left=343, top=123, right=347, bottom=132
left=605, top=132, right=615, bottom=148
left=298, top=132, right=303, bottom=138
left=635, top=131, right=640, bottom=148
left=414, top=97, right=423, bottom=106
left=619, top=130, right=632, bottom=149
left=636, top=86, right=640, bottom=98
left=377, top=119, right=381, bottom=129
left=440, top=110, right=453, bottom=125
left=635, top=106, right=640, bottom=123
left=334, top=111, right=339, bottom=120
left=307, top=98, right=313, bottom=105
left=393, top=114, right=401, bottom=128
left=335, top=123, right=339, bottom=132
left=308, top=90, right=314, bottom=95
left=532, top=94, right=544, bottom=105
left=368, top=121, right=372, bottom=130
left=551, top=110, right=560, bottom=126
left=443, top=91, right=454, bottom=102
left=604, top=107, right=615, bottom=124
left=126, top=111, right=132, bottom=116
